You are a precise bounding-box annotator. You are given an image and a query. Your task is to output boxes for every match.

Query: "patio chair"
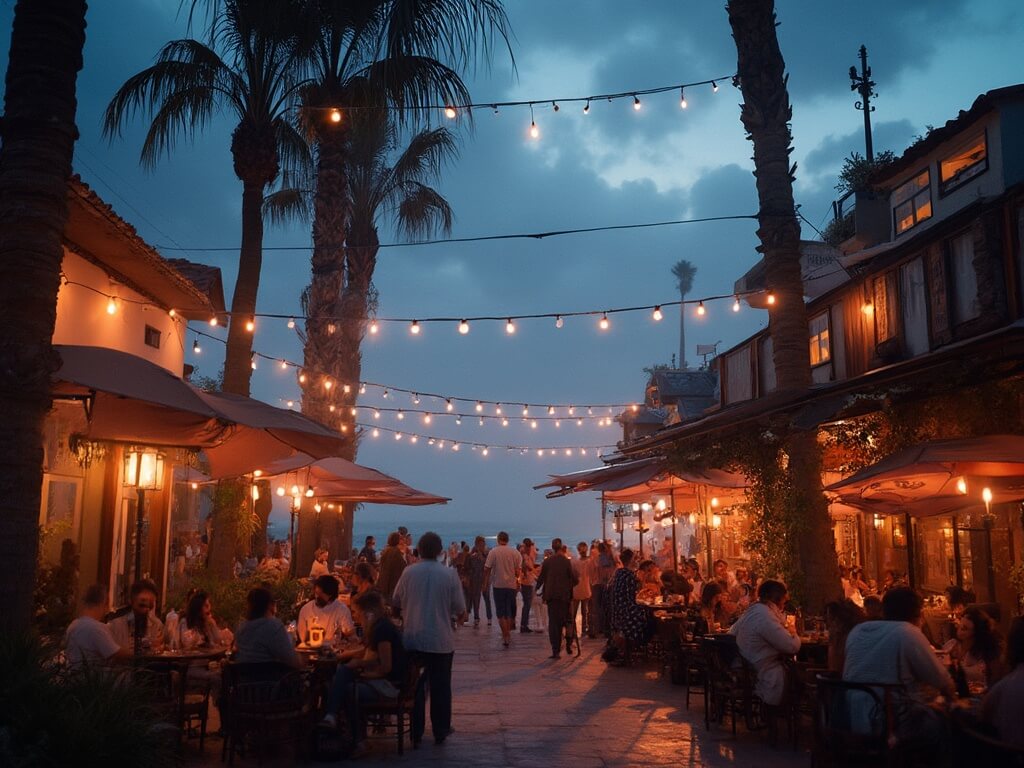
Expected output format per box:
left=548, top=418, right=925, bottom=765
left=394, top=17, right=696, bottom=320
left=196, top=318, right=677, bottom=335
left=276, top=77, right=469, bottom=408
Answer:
left=702, top=634, right=761, bottom=735
left=811, top=674, right=905, bottom=768
left=357, top=661, right=425, bottom=755
left=220, top=662, right=312, bottom=766
left=672, top=640, right=707, bottom=711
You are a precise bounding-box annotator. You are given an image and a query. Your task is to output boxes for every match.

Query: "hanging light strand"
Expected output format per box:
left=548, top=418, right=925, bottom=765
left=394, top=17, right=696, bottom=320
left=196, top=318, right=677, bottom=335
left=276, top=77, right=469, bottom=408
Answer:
left=359, top=422, right=615, bottom=455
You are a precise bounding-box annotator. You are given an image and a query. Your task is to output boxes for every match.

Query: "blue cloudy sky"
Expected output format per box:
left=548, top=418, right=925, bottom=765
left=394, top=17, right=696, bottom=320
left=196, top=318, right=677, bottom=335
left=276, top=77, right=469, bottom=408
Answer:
left=3, top=0, right=1022, bottom=547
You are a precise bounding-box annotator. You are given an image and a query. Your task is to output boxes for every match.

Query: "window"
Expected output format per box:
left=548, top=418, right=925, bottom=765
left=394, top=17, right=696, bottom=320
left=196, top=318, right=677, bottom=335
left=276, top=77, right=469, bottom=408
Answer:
left=808, top=312, right=830, bottom=366
left=893, top=169, right=932, bottom=235
left=144, top=325, right=161, bottom=349
left=900, top=257, right=929, bottom=356
left=874, top=271, right=898, bottom=343
left=939, top=133, right=987, bottom=196
left=724, top=346, right=752, bottom=404
left=758, top=336, right=776, bottom=395
left=948, top=232, right=980, bottom=323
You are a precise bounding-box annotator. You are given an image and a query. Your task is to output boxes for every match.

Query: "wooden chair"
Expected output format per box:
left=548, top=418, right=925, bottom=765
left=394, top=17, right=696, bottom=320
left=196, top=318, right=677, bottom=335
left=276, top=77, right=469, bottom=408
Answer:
left=811, top=674, right=905, bottom=768
left=357, top=661, right=425, bottom=755
left=220, top=662, right=312, bottom=766
left=702, top=634, right=761, bottom=735
left=672, top=641, right=707, bottom=711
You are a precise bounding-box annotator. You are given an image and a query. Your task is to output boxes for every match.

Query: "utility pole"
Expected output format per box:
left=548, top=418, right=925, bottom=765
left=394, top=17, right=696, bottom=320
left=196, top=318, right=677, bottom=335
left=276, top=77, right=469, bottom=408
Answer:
left=849, top=45, right=876, bottom=161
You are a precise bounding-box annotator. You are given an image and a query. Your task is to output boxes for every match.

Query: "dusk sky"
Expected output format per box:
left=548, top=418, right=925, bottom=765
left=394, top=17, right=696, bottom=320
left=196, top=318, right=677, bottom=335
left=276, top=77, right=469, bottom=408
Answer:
left=3, top=1, right=1022, bottom=547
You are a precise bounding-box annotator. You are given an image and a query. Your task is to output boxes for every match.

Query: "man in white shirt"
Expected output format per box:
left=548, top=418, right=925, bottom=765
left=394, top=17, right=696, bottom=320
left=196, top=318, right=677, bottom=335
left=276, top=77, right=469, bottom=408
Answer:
left=843, top=587, right=954, bottom=746
left=730, top=579, right=801, bottom=706
left=483, top=531, right=523, bottom=648
left=297, top=575, right=355, bottom=644
left=392, top=531, right=467, bottom=746
left=108, top=579, right=166, bottom=655
left=65, top=584, right=130, bottom=668
left=309, top=548, right=330, bottom=579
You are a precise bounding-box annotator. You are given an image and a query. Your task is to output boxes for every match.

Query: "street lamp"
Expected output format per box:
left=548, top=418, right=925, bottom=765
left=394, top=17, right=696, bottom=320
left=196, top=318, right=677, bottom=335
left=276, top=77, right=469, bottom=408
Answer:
left=123, top=448, right=165, bottom=610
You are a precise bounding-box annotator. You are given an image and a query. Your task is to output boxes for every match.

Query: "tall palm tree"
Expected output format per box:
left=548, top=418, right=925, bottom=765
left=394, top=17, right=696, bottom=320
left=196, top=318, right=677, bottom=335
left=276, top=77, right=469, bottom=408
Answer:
left=103, top=0, right=310, bottom=397
left=294, top=0, right=511, bottom=555
left=726, top=0, right=839, bottom=611
left=104, top=0, right=310, bottom=577
left=0, top=0, right=87, bottom=631
left=268, top=112, right=456, bottom=564
left=671, top=260, right=696, bottom=369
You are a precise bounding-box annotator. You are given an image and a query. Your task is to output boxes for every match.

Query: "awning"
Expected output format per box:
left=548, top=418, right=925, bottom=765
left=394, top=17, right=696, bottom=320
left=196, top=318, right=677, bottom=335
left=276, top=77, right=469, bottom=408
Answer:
left=535, top=457, right=747, bottom=501
left=263, top=455, right=450, bottom=506
left=53, top=345, right=347, bottom=477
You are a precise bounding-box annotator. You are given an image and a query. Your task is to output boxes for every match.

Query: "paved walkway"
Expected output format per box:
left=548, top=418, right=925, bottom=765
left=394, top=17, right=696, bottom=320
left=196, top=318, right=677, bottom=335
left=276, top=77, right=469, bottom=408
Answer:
left=197, top=620, right=808, bottom=767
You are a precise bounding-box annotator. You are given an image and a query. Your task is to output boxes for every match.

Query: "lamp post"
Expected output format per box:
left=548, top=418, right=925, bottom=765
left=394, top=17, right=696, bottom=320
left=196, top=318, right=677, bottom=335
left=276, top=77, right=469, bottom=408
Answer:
left=124, top=447, right=165, bottom=588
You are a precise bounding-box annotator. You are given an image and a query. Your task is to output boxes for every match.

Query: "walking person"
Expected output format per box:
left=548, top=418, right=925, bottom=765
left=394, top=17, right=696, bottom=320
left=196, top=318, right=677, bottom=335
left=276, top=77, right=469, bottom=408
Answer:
left=592, top=542, right=616, bottom=638
left=571, top=541, right=594, bottom=638
left=536, top=539, right=578, bottom=659
left=392, top=532, right=467, bottom=747
left=484, top=531, right=522, bottom=648
left=519, top=538, right=538, bottom=633
left=466, top=536, right=491, bottom=626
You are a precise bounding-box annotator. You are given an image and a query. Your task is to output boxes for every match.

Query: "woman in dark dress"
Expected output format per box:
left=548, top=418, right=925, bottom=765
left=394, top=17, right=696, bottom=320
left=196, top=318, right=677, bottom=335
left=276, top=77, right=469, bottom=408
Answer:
left=609, top=549, right=653, bottom=647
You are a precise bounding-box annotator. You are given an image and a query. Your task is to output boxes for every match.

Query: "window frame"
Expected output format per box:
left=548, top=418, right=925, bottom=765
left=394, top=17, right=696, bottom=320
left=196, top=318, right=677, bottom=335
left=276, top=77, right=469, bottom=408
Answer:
left=938, top=130, right=988, bottom=198
left=808, top=310, right=832, bottom=368
left=143, top=324, right=162, bottom=349
left=892, top=168, right=933, bottom=236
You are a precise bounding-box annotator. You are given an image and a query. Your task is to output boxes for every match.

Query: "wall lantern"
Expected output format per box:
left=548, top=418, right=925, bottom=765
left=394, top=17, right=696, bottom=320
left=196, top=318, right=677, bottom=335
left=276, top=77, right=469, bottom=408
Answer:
left=872, top=514, right=885, bottom=530
left=124, top=448, right=165, bottom=490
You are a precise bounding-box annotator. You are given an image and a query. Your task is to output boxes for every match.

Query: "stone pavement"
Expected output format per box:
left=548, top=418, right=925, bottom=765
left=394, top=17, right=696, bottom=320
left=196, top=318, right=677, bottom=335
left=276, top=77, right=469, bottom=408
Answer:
left=194, top=620, right=809, bottom=767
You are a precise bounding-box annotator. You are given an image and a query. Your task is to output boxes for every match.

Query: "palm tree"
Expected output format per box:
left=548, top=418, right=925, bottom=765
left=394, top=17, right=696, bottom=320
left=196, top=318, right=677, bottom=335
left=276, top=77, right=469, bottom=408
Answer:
left=0, top=0, right=87, bottom=631
left=103, top=0, right=310, bottom=397
left=726, top=0, right=839, bottom=611
left=268, top=112, right=456, bottom=564
left=671, top=260, right=697, bottom=369
left=294, top=0, right=511, bottom=556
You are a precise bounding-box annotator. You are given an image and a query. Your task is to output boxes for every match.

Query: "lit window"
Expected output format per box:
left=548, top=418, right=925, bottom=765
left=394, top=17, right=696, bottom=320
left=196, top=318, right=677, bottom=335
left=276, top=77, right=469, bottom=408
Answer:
left=939, top=133, right=987, bottom=196
left=144, top=325, right=161, bottom=349
left=808, top=312, right=830, bottom=365
left=893, top=169, right=932, bottom=235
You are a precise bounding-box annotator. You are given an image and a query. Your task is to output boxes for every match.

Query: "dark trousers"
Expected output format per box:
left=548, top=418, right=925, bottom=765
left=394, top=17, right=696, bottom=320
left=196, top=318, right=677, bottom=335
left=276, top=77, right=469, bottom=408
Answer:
left=591, top=584, right=607, bottom=637
left=411, top=651, right=454, bottom=743
left=468, top=581, right=491, bottom=621
left=546, top=598, right=571, bottom=654
left=571, top=597, right=590, bottom=636
left=519, top=585, right=534, bottom=629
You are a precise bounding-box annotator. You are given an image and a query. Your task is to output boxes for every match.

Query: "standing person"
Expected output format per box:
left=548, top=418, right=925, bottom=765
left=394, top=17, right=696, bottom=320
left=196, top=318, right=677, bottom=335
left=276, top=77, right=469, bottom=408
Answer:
left=592, top=541, right=616, bottom=638
left=730, top=580, right=801, bottom=706
left=297, top=575, right=356, bottom=645
left=65, top=585, right=131, bottom=668
left=392, top=532, right=467, bottom=747
left=310, top=548, right=330, bottom=579
left=109, top=579, right=166, bottom=655
left=358, top=536, right=377, bottom=564
left=571, top=542, right=594, bottom=638
left=536, top=539, right=578, bottom=659
left=484, top=531, right=522, bottom=648
left=518, top=539, right=538, bottom=633
left=466, top=537, right=491, bottom=627
left=376, top=531, right=407, bottom=601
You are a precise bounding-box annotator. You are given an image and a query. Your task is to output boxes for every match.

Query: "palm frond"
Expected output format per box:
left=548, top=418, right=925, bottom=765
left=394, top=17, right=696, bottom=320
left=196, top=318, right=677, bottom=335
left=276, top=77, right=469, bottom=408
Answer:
left=263, top=183, right=311, bottom=228
left=671, top=259, right=697, bottom=296
left=391, top=126, right=458, bottom=186
left=362, top=55, right=472, bottom=127
left=395, top=181, right=453, bottom=239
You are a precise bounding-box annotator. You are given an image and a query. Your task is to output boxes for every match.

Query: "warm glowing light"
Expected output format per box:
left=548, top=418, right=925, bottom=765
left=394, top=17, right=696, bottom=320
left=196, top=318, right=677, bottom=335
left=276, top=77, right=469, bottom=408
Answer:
left=696, top=301, right=706, bottom=316
left=873, top=514, right=884, bottom=530
left=424, top=414, right=432, bottom=424
left=501, top=418, right=509, bottom=427
left=373, top=410, right=381, bottom=419
left=209, top=316, right=218, bottom=326
left=712, top=80, right=719, bottom=93
left=329, top=108, right=342, bottom=123
left=982, top=487, right=993, bottom=504
left=482, top=447, right=489, bottom=456
left=343, top=384, right=351, bottom=394
left=323, top=378, right=332, bottom=390
left=766, top=291, right=776, bottom=306
left=547, top=406, right=555, bottom=415
left=444, top=105, right=457, bottom=119
left=372, top=428, right=379, bottom=438
left=305, top=485, right=315, bottom=498
left=168, top=308, right=176, bottom=318
left=446, top=399, right=454, bottom=412
left=250, top=356, right=257, bottom=370
left=193, top=339, right=201, bottom=353
left=733, top=296, right=741, bottom=312
left=280, top=360, right=288, bottom=370
left=505, top=318, right=516, bottom=334
left=395, top=432, right=402, bottom=440
left=495, top=404, right=502, bottom=415
left=410, top=320, right=420, bottom=335
left=397, top=410, right=405, bottom=420
left=106, top=297, right=117, bottom=315
left=633, top=94, right=641, bottom=111
left=251, top=484, right=260, bottom=501
left=522, top=405, right=529, bottom=416
left=458, top=319, right=470, bottom=335
left=679, top=87, right=688, bottom=108
left=861, top=301, right=874, bottom=316
left=956, top=477, right=968, bottom=495
left=583, top=100, right=590, bottom=115
left=286, top=400, right=294, bottom=408
left=287, top=317, right=295, bottom=329
left=529, top=120, right=539, bottom=139
left=191, top=481, right=199, bottom=490
left=656, top=499, right=667, bottom=511
left=712, top=514, right=722, bottom=528
left=555, top=315, right=564, bottom=329
left=631, top=404, right=639, bottom=412
left=314, top=502, right=322, bottom=512
left=599, top=313, right=610, bottom=330
left=276, top=486, right=286, bottom=497
left=245, top=319, right=255, bottom=332
left=530, top=420, right=538, bottom=429
left=291, top=484, right=300, bottom=495
left=299, top=373, right=307, bottom=383
left=652, top=306, right=663, bottom=321
left=710, top=497, right=720, bottom=507
left=369, top=321, right=379, bottom=335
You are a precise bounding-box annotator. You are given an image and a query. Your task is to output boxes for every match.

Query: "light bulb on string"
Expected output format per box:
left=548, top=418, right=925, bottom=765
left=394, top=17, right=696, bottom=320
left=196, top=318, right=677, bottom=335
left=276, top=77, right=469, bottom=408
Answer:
left=766, top=291, right=777, bottom=306
left=455, top=416, right=462, bottom=425
left=395, top=432, right=402, bottom=440
left=209, top=316, right=218, bottom=327
left=280, top=360, right=288, bottom=370
left=382, top=389, right=389, bottom=399
left=478, top=417, right=484, bottom=426
left=245, top=319, right=255, bottom=332
left=446, top=399, right=454, bottom=412
left=522, top=405, right=529, bottom=417
left=547, top=406, right=555, bottom=415
left=287, top=317, right=296, bottom=329
left=495, top=404, right=502, bottom=415
left=193, top=338, right=201, bottom=353
left=372, top=428, right=379, bottom=438
left=458, top=319, right=470, bottom=335
left=329, top=108, right=342, bottom=123
left=305, top=485, right=315, bottom=498
left=502, top=418, right=509, bottom=427
left=423, top=413, right=432, bottom=424
left=633, top=94, right=641, bottom=111
left=444, top=105, right=457, bottom=119
left=482, top=448, right=489, bottom=456
left=373, top=410, right=380, bottom=419
left=528, top=105, right=539, bottom=139
left=106, top=296, right=117, bottom=315
left=531, top=420, right=538, bottom=429
left=476, top=402, right=483, bottom=412
left=410, top=320, right=420, bottom=335
left=250, top=355, right=257, bottom=370
left=583, top=100, right=590, bottom=115
left=368, top=320, right=379, bottom=335
left=552, top=101, right=559, bottom=112
left=555, top=420, right=561, bottom=428
left=696, top=301, right=706, bottom=316
left=299, top=373, right=307, bottom=384
left=733, top=296, right=741, bottom=312
left=555, top=315, right=564, bottom=329
left=396, top=409, right=404, bottom=420
left=652, top=305, right=663, bottom=321
left=359, top=384, right=366, bottom=394
left=410, top=435, right=418, bottom=444
left=679, top=87, right=688, bottom=109
left=599, top=312, right=610, bottom=330
left=712, top=80, right=719, bottom=93
left=505, top=318, right=516, bottom=335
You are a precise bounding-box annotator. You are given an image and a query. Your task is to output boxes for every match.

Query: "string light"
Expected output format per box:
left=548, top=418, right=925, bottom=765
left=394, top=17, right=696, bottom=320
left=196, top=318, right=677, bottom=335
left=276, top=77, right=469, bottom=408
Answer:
left=446, top=399, right=454, bottom=412
left=712, top=80, right=719, bottom=93
left=329, top=108, right=342, bottom=123
left=652, top=306, right=663, bottom=321
left=106, top=296, right=117, bottom=315
left=193, top=338, right=201, bottom=353
left=679, top=87, right=688, bottom=109
left=209, top=316, right=218, bottom=326
left=369, top=320, right=379, bottom=335
left=444, top=105, right=457, bottom=119
left=733, top=296, right=741, bottom=312
left=245, top=319, right=255, bottom=332
left=766, top=291, right=776, bottom=306
left=555, top=315, right=564, bottom=329
left=476, top=402, right=484, bottom=412
left=696, top=301, right=706, bottom=316
left=280, top=360, right=288, bottom=370
left=633, top=94, right=642, bottom=111
left=583, top=100, right=590, bottom=115
left=529, top=105, right=539, bottom=140
left=287, top=317, right=295, bottom=329
left=599, top=312, right=610, bottom=330
left=458, top=319, right=470, bottom=335
left=250, top=355, right=256, bottom=370
left=410, top=320, right=421, bottom=335
left=424, top=414, right=432, bottom=424
left=505, top=318, right=516, bottom=335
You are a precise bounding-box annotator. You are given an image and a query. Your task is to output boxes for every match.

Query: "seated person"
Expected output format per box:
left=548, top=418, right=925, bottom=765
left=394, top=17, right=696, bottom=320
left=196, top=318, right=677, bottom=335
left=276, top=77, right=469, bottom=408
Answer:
left=298, top=575, right=355, bottom=645
left=862, top=594, right=883, bottom=620
left=659, top=569, right=692, bottom=599
left=65, top=584, right=131, bottom=668
left=697, top=581, right=732, bottom=633
left=233, top=587, right=302, bottom=668
left=730, top=580, right=801, bottom=706
left=350, top=561, right=376, bottom=601
left=108, top=579, right=166, bottom=654
left=175, top=590, right=234, bottom=649
left=321, top=590, right=408, bottom=754
left=843, top=588, right=955, bottom=748
left=944, top=606, right=1004, bottom=689
left=636, top=560, right=662, bottom=601
left=982, top=617, right=1024, bottom=748
left=681, top=559, right=704, bottom=605
left=712, top=559, right=737, bottom=591
left=309, top=548, right=331, bottom=579
left=823, top=599, right=865, bottom=674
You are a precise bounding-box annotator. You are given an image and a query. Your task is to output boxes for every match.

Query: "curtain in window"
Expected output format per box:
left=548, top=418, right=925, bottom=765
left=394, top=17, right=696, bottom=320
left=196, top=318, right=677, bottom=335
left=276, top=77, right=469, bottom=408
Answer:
left=725, top=346, right=752, bottom=404
left=758, top=336, right=776, bottom=395
left=950, top=232, right=980, bottom=323
left=900, top=257, right=930, bottom=357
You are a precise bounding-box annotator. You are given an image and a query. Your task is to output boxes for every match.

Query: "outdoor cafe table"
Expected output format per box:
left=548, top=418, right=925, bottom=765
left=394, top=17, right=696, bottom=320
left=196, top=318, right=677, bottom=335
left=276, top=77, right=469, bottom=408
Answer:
left=134, top=647, right=228, bottom=667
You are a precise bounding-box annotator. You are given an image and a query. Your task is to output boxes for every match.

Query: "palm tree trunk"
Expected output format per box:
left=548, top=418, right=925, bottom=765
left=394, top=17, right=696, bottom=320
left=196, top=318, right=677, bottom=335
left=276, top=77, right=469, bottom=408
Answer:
left=678, top=294, right=687, bottom=369
left=222, top=180, right=265, bottom=397
left=0, top=0, right=87, bottom=631
left=727, top=0, right=839, bottom=612
left=301, top=124, right=353, bottom=568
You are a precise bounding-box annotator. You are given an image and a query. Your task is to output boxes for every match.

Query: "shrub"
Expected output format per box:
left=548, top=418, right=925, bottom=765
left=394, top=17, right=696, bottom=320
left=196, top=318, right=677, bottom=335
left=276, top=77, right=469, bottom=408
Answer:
left=167, top=570, right=306, bottom=629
